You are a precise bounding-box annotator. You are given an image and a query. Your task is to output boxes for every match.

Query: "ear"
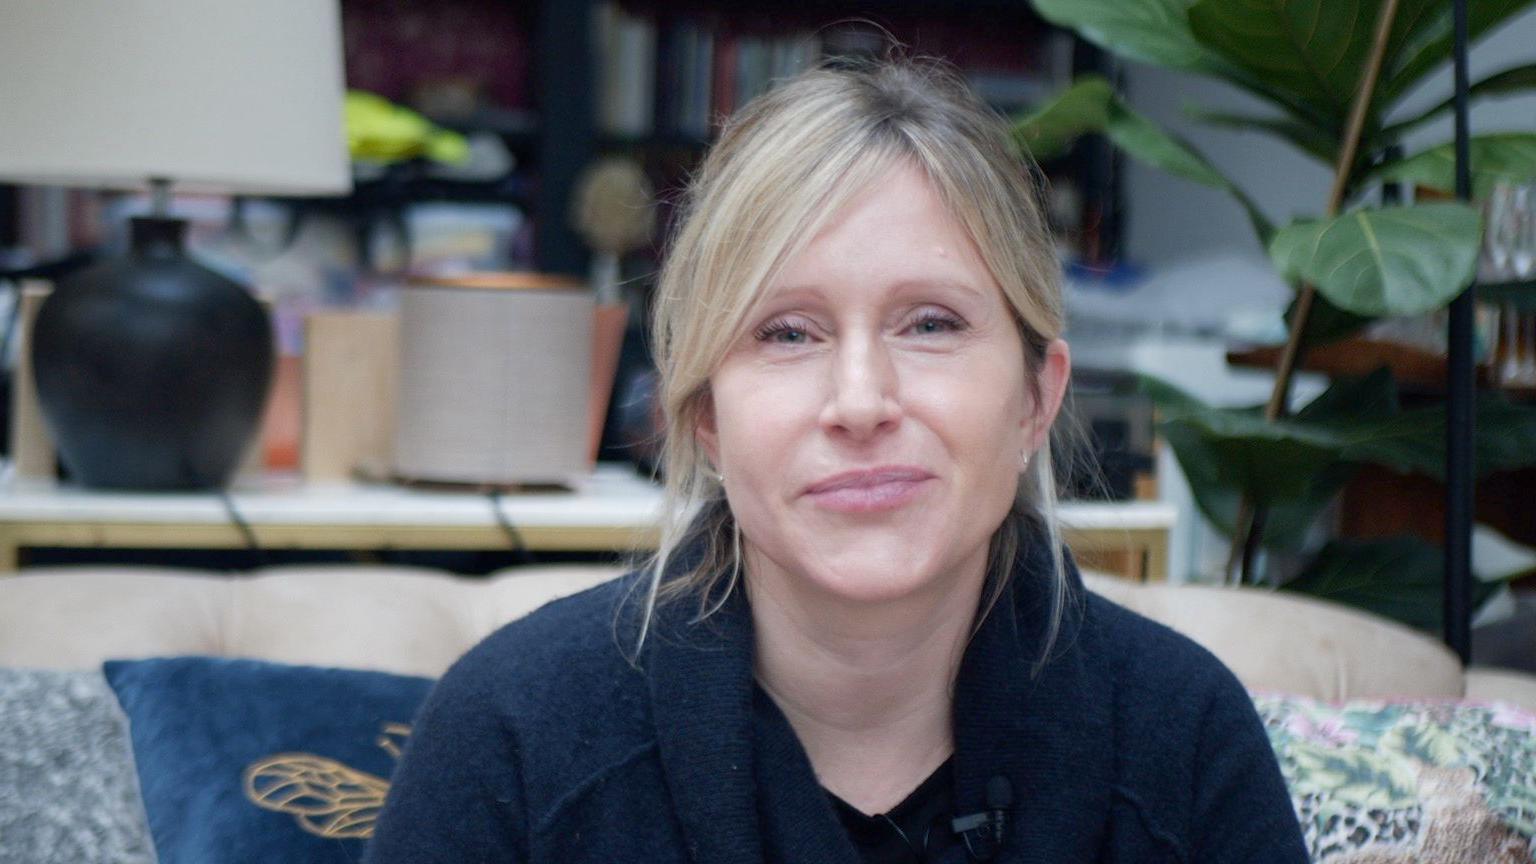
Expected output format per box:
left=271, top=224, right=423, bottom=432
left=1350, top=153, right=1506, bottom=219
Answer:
left=1023, top=338, right=1071, bottom=453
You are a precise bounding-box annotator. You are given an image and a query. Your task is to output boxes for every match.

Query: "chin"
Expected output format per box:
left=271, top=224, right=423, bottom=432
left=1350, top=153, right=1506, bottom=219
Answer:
left=800, top=541, right=961, bottom=606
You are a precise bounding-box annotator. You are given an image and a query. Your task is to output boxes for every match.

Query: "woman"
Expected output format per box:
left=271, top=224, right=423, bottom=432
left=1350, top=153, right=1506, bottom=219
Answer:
left=365, top=56, right=1307, bottom=863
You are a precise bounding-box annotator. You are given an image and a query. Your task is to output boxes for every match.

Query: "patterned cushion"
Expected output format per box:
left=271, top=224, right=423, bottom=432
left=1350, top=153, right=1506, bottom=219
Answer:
left=1253, top=694, right=1536, bottom=862
left=0, top=668, right=157, bottom=864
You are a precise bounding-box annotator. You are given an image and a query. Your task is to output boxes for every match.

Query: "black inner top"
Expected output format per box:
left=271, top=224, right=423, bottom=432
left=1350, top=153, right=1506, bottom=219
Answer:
left=824, top=756, right=957, bottom=864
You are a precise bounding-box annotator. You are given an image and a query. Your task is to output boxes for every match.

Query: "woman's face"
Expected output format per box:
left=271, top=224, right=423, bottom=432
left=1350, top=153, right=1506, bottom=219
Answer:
left=698, top=161, right=1071, bottom=607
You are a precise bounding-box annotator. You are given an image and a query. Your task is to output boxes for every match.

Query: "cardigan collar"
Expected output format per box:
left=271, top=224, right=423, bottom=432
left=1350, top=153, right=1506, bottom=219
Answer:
left=644, top=519, right=1115, bottom=864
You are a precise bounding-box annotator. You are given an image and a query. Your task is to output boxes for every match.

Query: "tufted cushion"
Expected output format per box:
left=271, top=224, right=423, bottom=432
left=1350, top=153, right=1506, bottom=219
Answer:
left=1085, top=574, right=1467, bottom=702
left=1468, top=669, right=1536, bottom=711
left=1, top=565, right=1530, bottom=707
left=0, top=564, right=621, bottom=677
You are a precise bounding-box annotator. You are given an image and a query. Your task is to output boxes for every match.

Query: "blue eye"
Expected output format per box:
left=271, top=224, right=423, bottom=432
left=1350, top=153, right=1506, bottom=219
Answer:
left=754, top=319, right=810, bottom=344
left=910, top=312, right=965, bottom=335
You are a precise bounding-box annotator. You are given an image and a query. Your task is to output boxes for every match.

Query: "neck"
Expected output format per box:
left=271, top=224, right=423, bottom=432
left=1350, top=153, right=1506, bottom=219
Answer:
left=747, top=545, right=988, bottom=814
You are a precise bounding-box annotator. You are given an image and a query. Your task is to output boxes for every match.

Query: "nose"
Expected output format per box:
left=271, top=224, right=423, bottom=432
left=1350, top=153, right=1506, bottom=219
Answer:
left=819, top=331, right=901, bottom=439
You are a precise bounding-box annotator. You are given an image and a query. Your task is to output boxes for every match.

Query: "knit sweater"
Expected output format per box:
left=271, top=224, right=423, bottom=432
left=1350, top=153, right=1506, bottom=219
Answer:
left=364, top=526, right=1309, bottom=863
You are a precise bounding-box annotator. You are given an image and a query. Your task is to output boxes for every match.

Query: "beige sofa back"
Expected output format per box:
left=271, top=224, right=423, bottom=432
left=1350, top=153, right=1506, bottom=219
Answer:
left=0, top=565, right=618, bottom=678
left=2, top=564, right=1531, bottom=709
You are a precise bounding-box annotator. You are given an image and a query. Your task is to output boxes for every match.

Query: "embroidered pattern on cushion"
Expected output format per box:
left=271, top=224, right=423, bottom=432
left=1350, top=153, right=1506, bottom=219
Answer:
left=242, top=722, right=409, bottom=839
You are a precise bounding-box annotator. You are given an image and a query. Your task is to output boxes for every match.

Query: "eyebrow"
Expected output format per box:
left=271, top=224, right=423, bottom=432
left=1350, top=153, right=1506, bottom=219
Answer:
left=766, top=277, right=986, bottom=301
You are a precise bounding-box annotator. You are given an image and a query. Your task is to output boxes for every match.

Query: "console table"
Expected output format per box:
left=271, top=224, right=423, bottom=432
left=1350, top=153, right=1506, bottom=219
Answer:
left=0, top=463, right=1175, bottom=580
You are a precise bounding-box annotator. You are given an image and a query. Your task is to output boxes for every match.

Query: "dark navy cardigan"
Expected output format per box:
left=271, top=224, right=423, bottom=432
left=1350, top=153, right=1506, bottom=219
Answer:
left=364, top=528, right=1309, bottom=863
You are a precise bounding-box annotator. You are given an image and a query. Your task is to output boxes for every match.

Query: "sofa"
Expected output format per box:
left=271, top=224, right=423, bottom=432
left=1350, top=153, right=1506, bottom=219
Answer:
left=2, top=563, right=1534, bottom=863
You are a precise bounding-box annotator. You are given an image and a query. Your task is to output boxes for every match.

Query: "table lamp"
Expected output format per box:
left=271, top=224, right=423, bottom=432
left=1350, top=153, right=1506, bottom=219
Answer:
left=0, top=0, right=351, bottom=489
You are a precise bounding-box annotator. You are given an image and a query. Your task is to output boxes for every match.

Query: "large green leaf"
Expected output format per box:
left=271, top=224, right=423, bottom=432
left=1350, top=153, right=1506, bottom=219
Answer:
left=1186, top=0, right=1384, bottom=128
left=1283, top=293, right=1377, bottom=347
left=1184, top=105, right=1340, bottom=165
left=1139, top=374, right=1386, bottom=550
left=1268, top=203, right=1482, bottom=317
left=1030, top=0, right=1218, bottom=72
left=1139, top=376, right=1326, bottom=505
left=1012, top=78, right=1114, bottom=161
left=1464, top=394, right=1536, bottom=478
left=1015, top=77, right=1274, bottom=243
left=1257, top=391, right=1536, bottom=481
left=1141, top=372, right=1536, bottom=556
left=1379, top=0, right=1536, bottom=103
left=1030, top=0, right=1331, bottom=133
left=1294, top=366, right=1400, bottom=421
left=1156, top=413, right=1357, bottom=550
left=1308, top=392, right=1536, bottom=480
left=1281, top=535, right=1500, bottom=632
left=1379, top=63, right=1536, bottom=141
left=1372, top=133, right=1536, bottom=199
left=1161, top=402, right=1339, bottom=502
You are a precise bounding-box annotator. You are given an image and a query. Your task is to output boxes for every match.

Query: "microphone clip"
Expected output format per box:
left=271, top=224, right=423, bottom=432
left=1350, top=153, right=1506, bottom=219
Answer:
left=950, top=776, right=1012, bottom=861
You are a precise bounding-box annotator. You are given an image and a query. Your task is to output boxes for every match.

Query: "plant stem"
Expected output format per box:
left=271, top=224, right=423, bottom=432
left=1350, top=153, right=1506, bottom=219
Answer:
left=1226, top=0, right=1403, bottom=583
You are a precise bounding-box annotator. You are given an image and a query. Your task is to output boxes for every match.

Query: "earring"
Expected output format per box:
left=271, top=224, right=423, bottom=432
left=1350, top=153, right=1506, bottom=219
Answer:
left=1020, top=449, right=1032, bottom=470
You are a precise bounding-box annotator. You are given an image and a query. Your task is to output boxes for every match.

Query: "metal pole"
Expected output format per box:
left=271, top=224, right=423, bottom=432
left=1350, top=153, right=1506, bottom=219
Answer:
left=1444, top=0, right=1475, bottom=663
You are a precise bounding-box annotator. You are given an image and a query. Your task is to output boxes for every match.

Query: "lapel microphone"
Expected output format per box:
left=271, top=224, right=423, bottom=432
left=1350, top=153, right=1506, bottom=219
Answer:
left=950, top=775, right=1012, bottom=861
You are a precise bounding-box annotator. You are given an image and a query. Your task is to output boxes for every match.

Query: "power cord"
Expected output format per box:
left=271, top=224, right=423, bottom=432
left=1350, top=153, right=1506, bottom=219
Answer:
left=217, top=487, right=266, bottom=567
left=217, top=485, right=530, bottom=569
left=487, top=490, right=533, bottom=564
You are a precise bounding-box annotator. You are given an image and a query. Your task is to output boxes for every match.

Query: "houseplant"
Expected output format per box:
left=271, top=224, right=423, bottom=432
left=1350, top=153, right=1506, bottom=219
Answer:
left=1015, top=0, right=1536, bottom=628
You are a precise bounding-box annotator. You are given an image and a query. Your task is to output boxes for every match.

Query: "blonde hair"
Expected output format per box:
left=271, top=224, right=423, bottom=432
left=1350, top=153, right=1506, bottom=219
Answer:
left=636, top=53, right=1082, bottom=672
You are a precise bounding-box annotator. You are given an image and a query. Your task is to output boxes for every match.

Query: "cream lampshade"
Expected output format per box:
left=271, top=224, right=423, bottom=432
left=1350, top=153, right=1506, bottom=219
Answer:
left=0, top=0, right=351, bottom=490
left=0, top=0, right=350, bottom=196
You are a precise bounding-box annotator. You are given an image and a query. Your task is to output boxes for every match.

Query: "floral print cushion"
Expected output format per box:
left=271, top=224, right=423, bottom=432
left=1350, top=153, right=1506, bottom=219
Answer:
left=1252, top=694, right=1536, bottom=863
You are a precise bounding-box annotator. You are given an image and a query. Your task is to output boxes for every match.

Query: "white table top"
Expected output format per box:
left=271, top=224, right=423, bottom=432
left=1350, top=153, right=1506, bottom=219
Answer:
left=0, top=462, right=1176, bottom=532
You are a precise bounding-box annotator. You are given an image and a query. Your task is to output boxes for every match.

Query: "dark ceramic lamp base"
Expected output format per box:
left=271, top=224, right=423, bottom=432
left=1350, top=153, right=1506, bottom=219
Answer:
left=30, top=216, right=274, bottom=490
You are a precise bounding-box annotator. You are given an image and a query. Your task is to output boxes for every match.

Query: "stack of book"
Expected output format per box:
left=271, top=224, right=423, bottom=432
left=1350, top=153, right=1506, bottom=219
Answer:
left=594, top=3, right=822, bottom=140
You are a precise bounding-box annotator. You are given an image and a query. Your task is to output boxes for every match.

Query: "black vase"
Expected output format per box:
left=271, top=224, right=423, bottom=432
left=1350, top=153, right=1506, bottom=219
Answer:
left=31, top=216, right=274, bottom=490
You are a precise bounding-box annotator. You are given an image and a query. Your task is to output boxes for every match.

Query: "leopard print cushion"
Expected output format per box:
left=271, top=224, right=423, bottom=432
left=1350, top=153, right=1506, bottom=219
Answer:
left=1252, top=694, right=1536, bottom=863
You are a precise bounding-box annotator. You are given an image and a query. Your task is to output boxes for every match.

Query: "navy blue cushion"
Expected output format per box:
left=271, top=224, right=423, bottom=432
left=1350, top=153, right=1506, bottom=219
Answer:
left=103, top=657, right=433, bottom=864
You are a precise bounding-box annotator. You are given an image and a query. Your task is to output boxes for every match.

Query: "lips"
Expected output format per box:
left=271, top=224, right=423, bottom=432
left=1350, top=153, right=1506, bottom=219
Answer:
left=803, top=466, right=935, bottom=513
left=804, top=466, right=934, bottom=494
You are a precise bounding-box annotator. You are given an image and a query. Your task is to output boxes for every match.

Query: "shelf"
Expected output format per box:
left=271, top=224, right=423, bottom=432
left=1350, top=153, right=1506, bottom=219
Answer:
left=0, top=461, right=1176, bottom=578
left=1480, top=278, right=1536, bottom=310
left=351, top=175, right=534, bottom=208
left=1226, top=337, right=1536, bottom=401
left=424, top=107, right=540, bottom=143
left=277, top=169, right=535, bottom=212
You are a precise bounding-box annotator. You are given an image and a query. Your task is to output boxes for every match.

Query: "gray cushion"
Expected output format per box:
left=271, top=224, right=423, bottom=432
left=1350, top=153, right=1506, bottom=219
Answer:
left=0, top=668, right=156, bottom=864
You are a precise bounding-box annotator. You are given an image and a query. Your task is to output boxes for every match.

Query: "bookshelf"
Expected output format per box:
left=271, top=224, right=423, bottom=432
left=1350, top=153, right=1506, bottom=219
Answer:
left=585, top=0, right=1121, bottom=269
left=0, top=1, right=1120, bottom=287
left=334, top=0, right=1120, bottom=279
